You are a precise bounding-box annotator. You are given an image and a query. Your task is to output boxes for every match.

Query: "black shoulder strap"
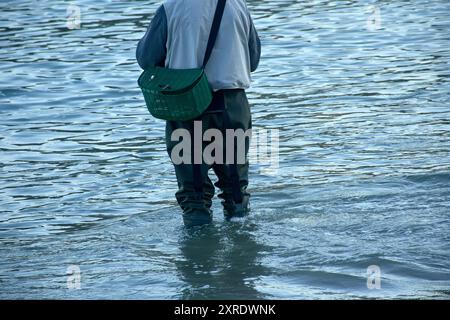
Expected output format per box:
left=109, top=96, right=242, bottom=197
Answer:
left=202, top=0, right=226, bottom=68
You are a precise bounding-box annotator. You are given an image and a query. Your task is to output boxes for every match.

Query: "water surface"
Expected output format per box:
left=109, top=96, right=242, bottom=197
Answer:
left=1, top=0, right=449, bottom=299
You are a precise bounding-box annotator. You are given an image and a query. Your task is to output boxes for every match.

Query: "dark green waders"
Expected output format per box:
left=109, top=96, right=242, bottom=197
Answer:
left=165, top=89, right=251, bottom=227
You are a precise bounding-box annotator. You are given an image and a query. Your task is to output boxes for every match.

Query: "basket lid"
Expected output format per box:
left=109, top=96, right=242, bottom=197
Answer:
left=138, top=66, right=205, bottom=94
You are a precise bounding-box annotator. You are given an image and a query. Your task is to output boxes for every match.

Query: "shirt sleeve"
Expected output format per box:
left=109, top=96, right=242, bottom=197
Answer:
left=136, top=5, right=168, bottom=70
left=248, top=15, right=261, bottom=72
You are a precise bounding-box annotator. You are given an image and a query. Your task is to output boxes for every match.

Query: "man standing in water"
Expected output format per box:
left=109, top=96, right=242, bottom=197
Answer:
left=136, top=0, right=261, bottom=227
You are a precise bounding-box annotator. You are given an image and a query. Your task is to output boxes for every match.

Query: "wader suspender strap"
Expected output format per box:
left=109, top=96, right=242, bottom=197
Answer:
left=193, top=0, right=227, bottom=195
left=202, top=0, right=227, bottom=69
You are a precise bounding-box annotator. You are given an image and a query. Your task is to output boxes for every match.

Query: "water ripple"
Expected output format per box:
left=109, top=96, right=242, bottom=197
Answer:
left=0, top=0, right=449, bottom=299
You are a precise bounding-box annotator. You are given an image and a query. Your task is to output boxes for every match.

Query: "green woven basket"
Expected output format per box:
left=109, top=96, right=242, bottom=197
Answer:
left=138, top=66, right=213, bottom=121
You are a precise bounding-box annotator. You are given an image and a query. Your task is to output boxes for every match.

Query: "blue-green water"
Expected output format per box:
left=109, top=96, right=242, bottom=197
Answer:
left=1, top=0, right=449, bottom=299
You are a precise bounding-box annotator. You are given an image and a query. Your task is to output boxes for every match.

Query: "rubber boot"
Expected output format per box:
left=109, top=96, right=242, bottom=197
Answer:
left=182, top=209, right=213, bottom=228
left=223, top=194, right=250, bottom=220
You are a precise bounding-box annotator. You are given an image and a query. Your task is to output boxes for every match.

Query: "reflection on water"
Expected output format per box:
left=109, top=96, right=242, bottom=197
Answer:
left=1, top=0, right=450, bottom=299
left=177, top=223, right=270, bottom=300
